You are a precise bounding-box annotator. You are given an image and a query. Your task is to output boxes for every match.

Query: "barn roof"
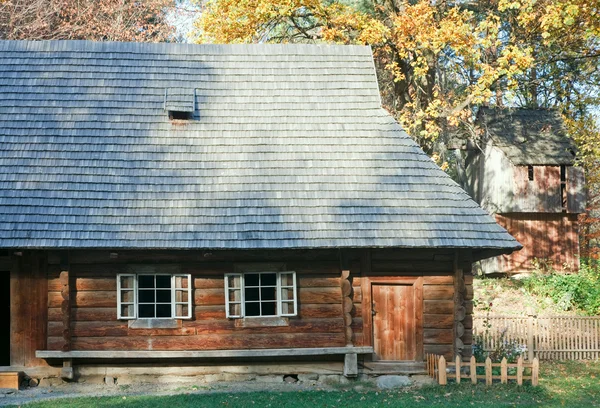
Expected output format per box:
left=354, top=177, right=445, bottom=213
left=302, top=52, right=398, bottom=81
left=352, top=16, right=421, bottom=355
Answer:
left=0, top=40, right=520, bottom=254
left=477, top=107, right=577, bottom=165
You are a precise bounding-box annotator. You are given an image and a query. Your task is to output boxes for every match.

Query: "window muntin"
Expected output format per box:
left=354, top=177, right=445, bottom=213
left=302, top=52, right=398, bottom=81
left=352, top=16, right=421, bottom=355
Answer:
left=225, top=271, right=297, bottom=318
left=117, top=274, right=191, bottom=320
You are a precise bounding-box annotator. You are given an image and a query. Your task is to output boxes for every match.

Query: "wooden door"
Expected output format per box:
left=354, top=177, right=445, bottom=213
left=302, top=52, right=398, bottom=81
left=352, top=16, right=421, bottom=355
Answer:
left=372, top=284, right=416, bottom=361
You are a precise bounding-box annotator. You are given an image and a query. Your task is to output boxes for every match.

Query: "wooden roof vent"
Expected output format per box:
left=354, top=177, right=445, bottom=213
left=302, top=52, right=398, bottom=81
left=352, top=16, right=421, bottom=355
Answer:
left=164, top=88, right=195, bottom=120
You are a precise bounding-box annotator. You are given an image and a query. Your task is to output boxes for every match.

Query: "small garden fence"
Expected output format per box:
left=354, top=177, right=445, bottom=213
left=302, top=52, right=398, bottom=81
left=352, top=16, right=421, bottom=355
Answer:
left=426, top=354, right=539, bottom=386
left=474, top=314, right=600, bottom=361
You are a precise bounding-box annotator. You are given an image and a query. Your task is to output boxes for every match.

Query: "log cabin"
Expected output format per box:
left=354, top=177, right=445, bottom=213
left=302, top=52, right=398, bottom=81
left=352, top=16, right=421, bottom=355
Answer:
left=0, top=40, right=520, bottom=382
left=460, top=108, right=586, bottom=275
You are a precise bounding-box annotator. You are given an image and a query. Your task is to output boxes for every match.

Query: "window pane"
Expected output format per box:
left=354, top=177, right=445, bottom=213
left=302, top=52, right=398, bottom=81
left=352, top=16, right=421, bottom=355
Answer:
left=261, top=273, right=276, bottom=286
left=180, top=276, right=189, bottom=289
left=156, top=289, right=171, bottom=303
left=156, top=304, right=172, bottom=318
left=280, top=273, right=294, bottom=286
left=280, top=288, right=294, bottom=301
left=180, top=290, right=189, bottom=302
left=139, top=289, right=155, bottom=303
left=227, top=275, right=241, bottom=289
left=156, top=275, right=171, bottom=289
left=121, top=290, right=134, bottom=303
left=138, top=275, right=154, bottom=289
left=261, top=287, right=276, bottom=301
left=120, top=276, right=134, bottom=289
left=229, top=303, right=241, bottom=317
left=121, top=304, right=134, bottom=317
left=282, top=301, right=295, bottom=315
left=245, top=302, right=260, bottom=316
left=228, top=289, right=241, bottom=302
left=245, top=287, right=259, bottom=301
left=261, top=302, right=276, bottom=316
left=139, top=304, right=154, bottom=318
left=176, top=304, right=189, bottom=317
left=245, top=273, right=259, bottom=286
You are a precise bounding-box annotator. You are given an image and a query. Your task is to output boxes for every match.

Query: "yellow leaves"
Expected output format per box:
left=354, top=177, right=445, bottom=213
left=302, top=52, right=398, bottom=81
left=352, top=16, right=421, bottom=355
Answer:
left=196, top=0, right=386, bottom=45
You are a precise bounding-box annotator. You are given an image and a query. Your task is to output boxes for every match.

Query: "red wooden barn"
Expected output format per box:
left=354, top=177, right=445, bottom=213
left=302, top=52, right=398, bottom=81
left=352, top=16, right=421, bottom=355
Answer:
left=0, top=41, right=520, bottom=382
left=461, top=108, right=586, bottom=275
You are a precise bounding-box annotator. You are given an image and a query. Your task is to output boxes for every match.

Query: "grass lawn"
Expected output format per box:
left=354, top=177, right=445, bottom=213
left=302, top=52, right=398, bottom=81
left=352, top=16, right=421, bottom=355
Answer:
left=10, top=361, right=600, bottom=407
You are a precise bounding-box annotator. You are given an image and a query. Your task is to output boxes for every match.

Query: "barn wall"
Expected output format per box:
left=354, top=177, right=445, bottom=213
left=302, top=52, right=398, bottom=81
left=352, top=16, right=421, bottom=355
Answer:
left=489, top=213, right=580, bottom=274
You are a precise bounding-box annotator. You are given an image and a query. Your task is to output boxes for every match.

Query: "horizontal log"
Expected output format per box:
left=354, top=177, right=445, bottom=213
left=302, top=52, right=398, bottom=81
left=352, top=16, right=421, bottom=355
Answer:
left=423, top=300, right=454, bottom=314
left=423, top=285, right=454, bottom=300
left=423, top=344, right=453, bottom=359
left=49, top=321, right=128, bottom=337
left=75, top=278, right=116, bottom=291
left=423, top=314, right=455, bottom=329
left=48, top=307, right=62, bottom=322
left=372, top=261, right=452, bottom=273
left=464, top=275, right=473, bottom=285
left=37, top=346, right=373, bottom=359
left=74, top=291, right=116, bottom=308
left=370, top=249, right=454, bottom=261
left=299, top=287, right=341, bottom=304
left=423, top=276, right=454, bottom=285
left=195, top=288, right=224, bottom=306
left=47, top=337, right=64, bottom=351
left=69, top=333, right=347, bottom=351
left=194, top=305, right=226, bottom=320
left=64, top=249, right=340, bottom=265
left=72, top=307, right=118, bottom=322
left=48, top=278, right=61, bottom=292
left=423, top=329, right=454, bottom=344
left=300, top=304, right=342, bottom=319
left=298, top=277, right=340, bottom=288
left=193, top=277, right=224, bottom=289
left=187, top=318, right=345, bottom=335
left=48, top=291, right=62, bottom=308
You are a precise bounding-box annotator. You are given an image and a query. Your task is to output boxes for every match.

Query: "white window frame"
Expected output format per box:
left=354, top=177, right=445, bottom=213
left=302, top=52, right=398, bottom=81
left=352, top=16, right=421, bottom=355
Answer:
left=117, top=273, right=192, bottom=320
left=224, top=271, right=297, bottom=319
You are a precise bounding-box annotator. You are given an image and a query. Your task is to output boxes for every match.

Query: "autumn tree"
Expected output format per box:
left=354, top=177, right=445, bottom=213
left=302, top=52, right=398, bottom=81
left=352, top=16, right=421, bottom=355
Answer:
left=0, top=0, right=177, bottom=42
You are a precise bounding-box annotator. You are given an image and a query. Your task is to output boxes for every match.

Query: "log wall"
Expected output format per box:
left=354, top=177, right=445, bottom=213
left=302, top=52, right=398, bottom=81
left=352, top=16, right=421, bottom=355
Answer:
left=4, top=248, right=474, bottom=365
left=47, top=250, right=347, bottom=351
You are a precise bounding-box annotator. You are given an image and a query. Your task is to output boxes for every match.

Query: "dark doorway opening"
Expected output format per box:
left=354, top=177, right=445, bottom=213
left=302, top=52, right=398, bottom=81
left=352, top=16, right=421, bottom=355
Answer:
left=0, top=271, right=9, bottom=366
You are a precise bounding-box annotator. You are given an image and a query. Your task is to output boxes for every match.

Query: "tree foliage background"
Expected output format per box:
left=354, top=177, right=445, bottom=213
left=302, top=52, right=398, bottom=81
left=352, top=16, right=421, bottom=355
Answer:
left=0, top=0, right=177, bottom=42
left=197, top=0, right=600, bottom=256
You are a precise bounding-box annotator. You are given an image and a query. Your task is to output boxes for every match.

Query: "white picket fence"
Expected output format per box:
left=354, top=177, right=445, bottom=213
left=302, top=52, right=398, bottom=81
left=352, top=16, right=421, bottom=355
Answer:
left=473, top=314, right=600, bottom=361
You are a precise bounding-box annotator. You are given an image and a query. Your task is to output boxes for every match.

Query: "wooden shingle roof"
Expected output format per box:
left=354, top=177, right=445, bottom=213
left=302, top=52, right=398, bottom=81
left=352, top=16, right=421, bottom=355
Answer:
left=477, top=107, right=577, bottom=165
left=0, top=40, right=520, bottom=253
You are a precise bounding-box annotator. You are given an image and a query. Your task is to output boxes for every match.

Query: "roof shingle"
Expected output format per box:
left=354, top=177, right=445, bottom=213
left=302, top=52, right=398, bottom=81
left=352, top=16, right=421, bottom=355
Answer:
left=0, top=40, right=520, bottom=252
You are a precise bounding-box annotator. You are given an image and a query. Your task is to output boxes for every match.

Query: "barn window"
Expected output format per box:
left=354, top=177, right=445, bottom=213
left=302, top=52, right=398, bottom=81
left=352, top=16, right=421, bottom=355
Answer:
left=117, top=274, right=191, bottom=320
left=224, top=272, right=297, bottom=318
left=528, top=165, right=534, bottom=181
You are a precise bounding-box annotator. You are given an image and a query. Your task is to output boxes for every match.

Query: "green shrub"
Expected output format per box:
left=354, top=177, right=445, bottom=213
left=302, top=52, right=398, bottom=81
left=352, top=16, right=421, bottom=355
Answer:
left=522, top=259, right=600, bottom=315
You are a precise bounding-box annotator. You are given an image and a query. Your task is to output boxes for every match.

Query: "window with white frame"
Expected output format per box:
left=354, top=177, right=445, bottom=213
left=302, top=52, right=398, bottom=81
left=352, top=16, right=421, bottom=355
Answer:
left=117, top=273, right=192, bottom=320
left=225, top=271, right=297, bottom=318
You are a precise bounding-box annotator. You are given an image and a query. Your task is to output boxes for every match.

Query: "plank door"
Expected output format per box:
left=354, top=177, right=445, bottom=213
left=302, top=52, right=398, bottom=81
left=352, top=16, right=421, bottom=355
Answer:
left=372, top=284, right=416, bottom=361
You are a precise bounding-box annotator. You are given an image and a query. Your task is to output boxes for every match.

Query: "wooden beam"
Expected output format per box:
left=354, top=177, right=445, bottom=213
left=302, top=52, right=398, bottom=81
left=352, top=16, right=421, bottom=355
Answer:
left=37, top=346, right=374, bottom=360
left=59, top=253, right=71, bottom=352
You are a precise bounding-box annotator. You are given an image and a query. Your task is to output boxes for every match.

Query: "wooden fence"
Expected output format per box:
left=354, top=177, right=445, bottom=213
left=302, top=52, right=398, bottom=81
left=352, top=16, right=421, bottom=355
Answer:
left=426, top=354, right=539, bottom=386
left=474, top=313, right=600, bottom=361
